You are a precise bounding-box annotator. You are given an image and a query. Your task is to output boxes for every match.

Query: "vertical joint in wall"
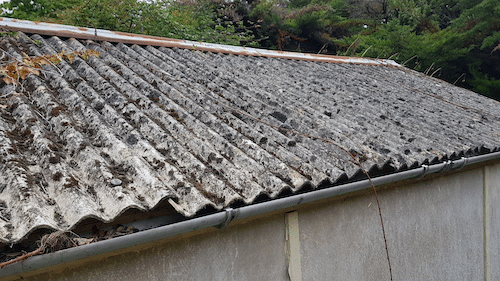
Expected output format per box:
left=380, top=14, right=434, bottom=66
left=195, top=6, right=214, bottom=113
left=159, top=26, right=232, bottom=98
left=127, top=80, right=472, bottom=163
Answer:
left=484, top=166, right=491, bottom=281
left=285, top=211, right=302, bottom=281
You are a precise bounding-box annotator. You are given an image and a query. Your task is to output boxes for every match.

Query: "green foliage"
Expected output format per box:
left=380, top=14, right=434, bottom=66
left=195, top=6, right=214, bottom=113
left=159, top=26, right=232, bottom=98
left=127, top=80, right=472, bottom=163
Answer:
left=337, top=19, right=469, bottom=71
left=2, top=0, right=257, bottom=46
left=0, top=0, right=81, bottom=20
left=70, top=0, right=139, bottom=32
left=249, top=0, right=350, bottom=51
left=2, top=0, right=500, bottom=99
left=333, top=0, right=500, bottom=100
left=470, top=75, right=500, bottom=100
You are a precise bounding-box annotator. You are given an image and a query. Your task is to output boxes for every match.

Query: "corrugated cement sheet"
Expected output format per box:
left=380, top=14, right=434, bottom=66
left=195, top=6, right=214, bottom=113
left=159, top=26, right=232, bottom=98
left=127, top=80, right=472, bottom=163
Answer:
left=1, top=32, right=500, bottom=244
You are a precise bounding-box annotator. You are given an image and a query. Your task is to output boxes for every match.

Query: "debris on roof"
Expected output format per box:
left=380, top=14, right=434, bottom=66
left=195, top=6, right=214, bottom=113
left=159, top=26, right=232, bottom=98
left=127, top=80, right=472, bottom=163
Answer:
left=0, top=27, right=500, bottom=245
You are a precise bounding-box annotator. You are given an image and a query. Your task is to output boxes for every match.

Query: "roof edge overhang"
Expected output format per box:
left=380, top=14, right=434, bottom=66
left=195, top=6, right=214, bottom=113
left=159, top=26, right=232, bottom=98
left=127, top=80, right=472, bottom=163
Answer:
left=0, top=17, right=401, bottom=66
left=2, top=152, right=500, bottom=279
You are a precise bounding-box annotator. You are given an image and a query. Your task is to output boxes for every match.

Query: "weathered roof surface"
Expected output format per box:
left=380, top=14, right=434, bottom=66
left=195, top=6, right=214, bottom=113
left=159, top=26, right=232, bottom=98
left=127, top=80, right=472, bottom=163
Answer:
left=1, top=30, right=500, bottom=244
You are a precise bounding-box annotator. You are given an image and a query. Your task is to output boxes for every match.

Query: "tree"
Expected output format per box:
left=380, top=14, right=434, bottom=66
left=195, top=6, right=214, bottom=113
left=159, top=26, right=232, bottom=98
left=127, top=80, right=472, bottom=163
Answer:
left=1, top=0, right=82, bottom=21
left=334, top=0, right=500, bottom=100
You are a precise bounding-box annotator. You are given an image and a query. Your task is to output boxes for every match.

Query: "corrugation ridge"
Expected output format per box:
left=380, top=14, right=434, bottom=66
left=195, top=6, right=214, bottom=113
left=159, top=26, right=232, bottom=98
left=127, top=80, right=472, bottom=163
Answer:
left=206, top=53, right=459, bottom=165
left=233, top=56, right=498, bottom=166
left=0, top=86, right=103, bottom=242
left=170, top=49, right=390, bottom=169
left=360, top=64, right=500, bottom=145
left=270, top=61, right=468, bottom=156
left=160, top=47, right=338, bottom=181
left=208, top=53, right=491, bottom=165
left=2, top=200, right=153, bottom=244
left=259, top=60, right=455, bottom=147
left=0, top=36, right=129, bottom=240
left=347, top=65, right=500, bottom=145
left=23, top=77, right=143, bottom=225
left=186, top=51, right=395, bottom=169
left=66, top=42, right=258, bottom=206
left=27, top=36, right=179, bottom=213
left=26, top=38, right=195, bottom=223
left=0, top=98, right=61, bottom=243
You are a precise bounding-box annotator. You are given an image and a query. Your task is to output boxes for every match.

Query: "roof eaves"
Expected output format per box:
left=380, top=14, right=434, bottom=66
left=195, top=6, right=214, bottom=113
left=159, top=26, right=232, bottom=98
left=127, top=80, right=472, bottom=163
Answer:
left=2, top=152, right=500, bottom=278
left=0, top=17, right=401, bottom=67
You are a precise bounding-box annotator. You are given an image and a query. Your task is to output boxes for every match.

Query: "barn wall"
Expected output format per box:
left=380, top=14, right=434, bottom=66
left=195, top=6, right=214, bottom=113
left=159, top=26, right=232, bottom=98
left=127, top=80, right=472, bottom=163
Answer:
left=14, top=163, right=500, bottom=281
left=299, top=166, right=485, bottom=280
left=486, top=163, right=500, bottom=280
left=21, top=215, right=289, bottom=281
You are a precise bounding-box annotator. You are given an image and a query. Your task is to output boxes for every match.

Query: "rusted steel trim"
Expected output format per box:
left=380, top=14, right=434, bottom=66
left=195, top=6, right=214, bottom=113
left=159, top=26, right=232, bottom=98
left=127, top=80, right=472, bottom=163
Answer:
left=0, top=17, right=401, bottom=67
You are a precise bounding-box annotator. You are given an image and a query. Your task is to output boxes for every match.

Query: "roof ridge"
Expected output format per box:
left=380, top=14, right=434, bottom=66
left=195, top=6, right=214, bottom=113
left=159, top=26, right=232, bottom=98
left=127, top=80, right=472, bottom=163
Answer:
left=0, top=17, right=400, bottom=67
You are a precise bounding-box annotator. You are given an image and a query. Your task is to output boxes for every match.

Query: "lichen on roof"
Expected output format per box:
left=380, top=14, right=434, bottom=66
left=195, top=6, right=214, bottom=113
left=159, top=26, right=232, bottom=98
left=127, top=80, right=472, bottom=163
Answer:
left=0, top=30, right=500, bottom=245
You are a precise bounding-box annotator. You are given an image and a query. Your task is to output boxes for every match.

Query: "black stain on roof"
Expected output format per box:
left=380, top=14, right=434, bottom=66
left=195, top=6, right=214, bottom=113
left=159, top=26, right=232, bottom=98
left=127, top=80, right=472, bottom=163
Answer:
left=63, top=175, right=79, bottom=188
left=126, top=134, right=138, bottom=145
left=148, top=90, right=162, bottom=102
left=50, top=106, right=66, bottom=117
left=270, top=111, right=288, bottom=123
left=52, top=172, right=63, bottom=181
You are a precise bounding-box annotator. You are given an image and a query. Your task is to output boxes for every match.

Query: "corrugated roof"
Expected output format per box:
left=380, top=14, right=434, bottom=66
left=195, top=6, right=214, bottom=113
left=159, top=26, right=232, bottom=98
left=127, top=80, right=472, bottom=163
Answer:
left=1, top=27, right=500, bottom=244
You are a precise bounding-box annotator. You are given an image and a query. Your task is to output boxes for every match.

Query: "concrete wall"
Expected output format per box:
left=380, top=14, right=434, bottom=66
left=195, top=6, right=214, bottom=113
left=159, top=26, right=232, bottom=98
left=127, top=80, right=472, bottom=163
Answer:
left=486, top=163, right=500, bottom=280
left=22, top=215, right=289, bottom=281
left=299, top=167, right=484, bottom=280
left=14, top=162, right=500, bottom=281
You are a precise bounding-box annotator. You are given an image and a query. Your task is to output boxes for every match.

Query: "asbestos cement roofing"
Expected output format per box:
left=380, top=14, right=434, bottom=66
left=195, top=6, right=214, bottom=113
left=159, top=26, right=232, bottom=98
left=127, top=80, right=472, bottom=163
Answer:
left=1, top=27, right=500, bottom=244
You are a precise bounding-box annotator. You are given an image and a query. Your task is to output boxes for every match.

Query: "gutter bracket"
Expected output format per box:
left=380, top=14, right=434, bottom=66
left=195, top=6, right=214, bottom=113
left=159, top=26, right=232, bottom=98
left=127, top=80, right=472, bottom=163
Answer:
left=452, top=157, right=468, bottom=170
left=417, top=165, right=429, bottom=179
left=217, top=208, right=236, bottom=229
left=437, top=160, right=453, bottom=173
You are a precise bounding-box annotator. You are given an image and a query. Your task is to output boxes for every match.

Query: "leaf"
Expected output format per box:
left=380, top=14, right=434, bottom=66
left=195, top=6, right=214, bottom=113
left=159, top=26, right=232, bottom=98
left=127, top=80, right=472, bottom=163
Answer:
left=2, top=76, right=15, bottom=84
left=32, top=56, right=50, bottom=66
left=81, top=49, right=100, bottom=60
left=0, top=50, right=100, bottom=84
left=18, top=66, right=39, bottom=80
left=64, top=53, right=76, bottom=63
left=5, top=64, right=17, bottom=72
left=47, top=54, right=62, bottom=65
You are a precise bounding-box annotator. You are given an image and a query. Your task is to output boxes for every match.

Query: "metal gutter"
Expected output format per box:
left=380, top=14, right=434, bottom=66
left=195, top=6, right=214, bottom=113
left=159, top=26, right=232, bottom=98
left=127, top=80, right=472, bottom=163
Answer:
left=1, top=151, right=500, bottom=278
left=0, top=17, right=401, bottom=67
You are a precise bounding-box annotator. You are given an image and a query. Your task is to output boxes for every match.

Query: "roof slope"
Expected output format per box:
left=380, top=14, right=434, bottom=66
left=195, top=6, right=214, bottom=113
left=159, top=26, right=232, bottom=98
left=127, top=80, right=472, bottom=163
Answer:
left=1, top=31, right=500, bottom=244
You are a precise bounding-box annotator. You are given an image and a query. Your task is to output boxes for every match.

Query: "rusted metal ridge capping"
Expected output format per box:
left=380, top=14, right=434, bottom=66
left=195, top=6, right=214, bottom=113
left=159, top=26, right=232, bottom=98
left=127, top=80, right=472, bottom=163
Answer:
left=0, top=17, right=400, bottom=66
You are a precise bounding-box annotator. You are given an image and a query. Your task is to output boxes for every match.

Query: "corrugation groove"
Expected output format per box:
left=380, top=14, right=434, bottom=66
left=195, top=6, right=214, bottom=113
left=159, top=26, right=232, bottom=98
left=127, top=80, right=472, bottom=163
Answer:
left=179, top=49, right=384, bottom=170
